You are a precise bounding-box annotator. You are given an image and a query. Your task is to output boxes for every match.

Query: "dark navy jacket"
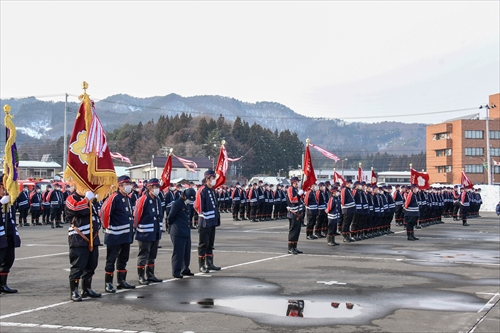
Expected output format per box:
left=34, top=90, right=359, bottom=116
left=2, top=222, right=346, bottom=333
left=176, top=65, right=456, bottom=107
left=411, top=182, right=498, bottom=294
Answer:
left=168, top=198, right=190, bottom=238
left=65, top=193, right=101, bottom=248
left=0, top=204, right=21, bottom=249
left=133, top=192, right=163, bottom=242
left=100, top=191, right=134, bottom=245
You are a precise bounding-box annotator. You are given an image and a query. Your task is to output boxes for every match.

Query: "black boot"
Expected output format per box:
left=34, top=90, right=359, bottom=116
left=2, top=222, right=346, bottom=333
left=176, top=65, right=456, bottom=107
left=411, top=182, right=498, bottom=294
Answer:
left=70, top=278, right=82, bottom=301
left=407, top=231, right=415, bottom=241
left=105, top=273, right=116, bottom=293
left=0, top=274, right=18, bottom=293
left=81, top=278, right=101, bottom=298
left=288, top=243, right=297, bottom=254
left=146, top=265, right=163, bottom=283
left=327, top=236, right=335, bottom=246
left=116, top=271, right=135, bottom=289
left=137, top=267, right=150, bottom=285
left=199, top=256, right=209, bottom=273
left=411, top=231, right=419, bottom=240
left=205, top=255, right=221, bottom=271
left=294, top=244, right=303, bottom=254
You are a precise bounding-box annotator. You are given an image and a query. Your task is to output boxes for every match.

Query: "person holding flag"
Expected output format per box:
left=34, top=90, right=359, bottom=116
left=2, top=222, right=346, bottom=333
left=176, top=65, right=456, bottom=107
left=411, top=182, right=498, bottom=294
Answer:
left=403, top=184, right=420, bottom=241
left=65, top=188, right=102, bottom=301
left=64, top=83, right=122, bottom=294
left=287, top=177, right=304, bottom=254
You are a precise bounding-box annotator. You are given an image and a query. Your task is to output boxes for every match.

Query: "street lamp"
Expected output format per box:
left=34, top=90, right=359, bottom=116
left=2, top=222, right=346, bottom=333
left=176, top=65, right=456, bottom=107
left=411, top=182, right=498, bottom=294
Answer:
left=480, top=104, right=497, bottom=185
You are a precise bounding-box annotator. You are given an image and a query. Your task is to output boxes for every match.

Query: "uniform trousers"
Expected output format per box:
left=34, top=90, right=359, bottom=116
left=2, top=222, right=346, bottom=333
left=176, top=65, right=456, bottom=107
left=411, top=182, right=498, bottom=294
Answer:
left=50, top=207, right=62, bottom=222
left=170, top=234, right=191, bottom=276
left=198, top=226, right=216, bottom=257
left=42, top=206, right=51, bottom=220
left=31, top=209, right=42, bottom=221
left=288, top=216, right=301, bottom=242
left=137, top=240, right=160, bottom=267
left=306, top=214, right=317, bottom=234
left=327, top=219, right=338, bottom=236
left=232, top=202, right=240, bottom=219
left=18, top=207, right=29, bottom=222
left=69, top=246, right=99, bottom=280
left=105, top=243, right=131, bottom=273
left=0, top=244, right=15, bottom=273
left=316, top=212, right=327, bottom=233
left=342, top=213, right=354, bottom=234
left=405, top=215, right=418, bottom=231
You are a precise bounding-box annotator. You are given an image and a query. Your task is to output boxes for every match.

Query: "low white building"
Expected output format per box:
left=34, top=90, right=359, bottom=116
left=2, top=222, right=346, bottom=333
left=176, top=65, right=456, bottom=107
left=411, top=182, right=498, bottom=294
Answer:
left=15, top=161, right=62, bottom=180
left=126, top=155, right=212, bottom=184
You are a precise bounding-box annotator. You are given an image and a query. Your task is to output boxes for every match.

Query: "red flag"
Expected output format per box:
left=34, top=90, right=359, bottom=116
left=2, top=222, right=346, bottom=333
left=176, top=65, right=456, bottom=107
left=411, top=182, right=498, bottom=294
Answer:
left=358, top=165, right=363, bottom=181
left=370, top=169, right=377, bottom=186
left=160, top=154, right=173, bottom=191
left=213, top=145, right=228, bottom=189
left=302, top=145, right=317, bottom=190
left=64, top=93, right=116, bottom=200
left=461, top=171, right=473, bottom=189
left=333, top=171, right=345, bottom=186
left=410, top=168, right=430, bottom=190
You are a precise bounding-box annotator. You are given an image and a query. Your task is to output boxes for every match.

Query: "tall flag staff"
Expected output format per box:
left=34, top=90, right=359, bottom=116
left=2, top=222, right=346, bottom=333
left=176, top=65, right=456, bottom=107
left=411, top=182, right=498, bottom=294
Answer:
left=3, top=104, right=20, bottom=205
left=63, top=82, right=117, bottom=251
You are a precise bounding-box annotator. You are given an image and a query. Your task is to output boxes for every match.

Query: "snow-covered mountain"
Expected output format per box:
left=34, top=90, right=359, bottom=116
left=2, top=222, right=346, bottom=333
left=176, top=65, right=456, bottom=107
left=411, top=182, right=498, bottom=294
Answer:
left=0, top=93, right=427, bottom=155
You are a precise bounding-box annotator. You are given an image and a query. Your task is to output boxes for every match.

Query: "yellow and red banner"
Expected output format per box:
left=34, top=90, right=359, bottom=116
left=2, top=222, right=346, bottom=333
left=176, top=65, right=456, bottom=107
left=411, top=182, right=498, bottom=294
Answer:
left=3, top=105, right=20, bottom=205
left=63, top=92, right=117, bottom=199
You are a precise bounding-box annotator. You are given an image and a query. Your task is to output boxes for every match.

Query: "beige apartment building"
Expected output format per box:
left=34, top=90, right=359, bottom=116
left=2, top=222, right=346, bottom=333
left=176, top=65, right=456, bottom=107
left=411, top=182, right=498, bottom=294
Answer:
left=426, top=93, right=500, bottom=185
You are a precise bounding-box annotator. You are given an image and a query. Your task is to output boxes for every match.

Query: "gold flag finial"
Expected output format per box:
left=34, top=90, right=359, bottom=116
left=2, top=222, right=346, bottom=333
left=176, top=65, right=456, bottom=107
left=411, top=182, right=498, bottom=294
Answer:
left=221, top=139, right=226, bottom=146
left=359, top=162, right=362, bottom=167
left=169, top=147, right=173, bottom=153
left=409, top=163, right=413, bottom=168
left=82, top=81, right=89, bottom=93
left=3, top=104, right=11, bottom=114
left=306, top=138, right=310, bottom=145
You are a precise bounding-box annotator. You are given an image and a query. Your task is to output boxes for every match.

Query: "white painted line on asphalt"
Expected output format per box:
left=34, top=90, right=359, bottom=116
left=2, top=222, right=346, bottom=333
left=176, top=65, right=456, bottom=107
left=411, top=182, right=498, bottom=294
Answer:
left=0, top=322, right=154, bottom=333
left=16, top=252, right=69, bottom=261
left=0, top=301, right=71, bottom=320
left=220, top=254, right=292, bottom=270
left=25, top=244, right=68, bottom=247
left=242, top=225, right=288, bottom=232
left=477, top=292, right=500, bottom=313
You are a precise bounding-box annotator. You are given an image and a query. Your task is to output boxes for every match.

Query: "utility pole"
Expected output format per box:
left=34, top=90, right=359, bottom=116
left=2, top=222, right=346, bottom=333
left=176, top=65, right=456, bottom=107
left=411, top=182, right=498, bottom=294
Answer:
left=63, top=93, right=68, bottom=172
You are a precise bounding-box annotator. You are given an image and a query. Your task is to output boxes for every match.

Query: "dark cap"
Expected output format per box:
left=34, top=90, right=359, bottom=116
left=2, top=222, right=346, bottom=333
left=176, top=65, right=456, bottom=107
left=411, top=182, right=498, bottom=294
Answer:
left=290, top=177, right=300, bottom=183
left=204, top=170, right=216, bottom=178
left=184, top=188, right=196, bottom=201
left=331, top=186, right=339, bottom=192
left=118, top=175, right=132, bottom=184
left=147, top=178, right=160, bottom=187
left=318, top=182, right=325, bottom=187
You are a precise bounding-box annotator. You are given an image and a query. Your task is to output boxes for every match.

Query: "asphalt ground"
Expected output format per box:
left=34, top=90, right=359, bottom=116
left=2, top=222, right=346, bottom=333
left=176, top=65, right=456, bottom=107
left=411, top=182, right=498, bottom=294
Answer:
left=0, top=212, right=499, bottom=333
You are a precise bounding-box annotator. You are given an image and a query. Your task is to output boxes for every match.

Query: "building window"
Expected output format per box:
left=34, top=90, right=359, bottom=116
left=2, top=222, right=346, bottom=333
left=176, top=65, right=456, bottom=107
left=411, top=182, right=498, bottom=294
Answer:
left=491, top=148, right=500, bottom=157
left=465, top=130, right=484, bottom=139
left=489, top=131, right=500, bottom=139
left=465, top=148, right=484, bottom=156
left=465, top=164, right=484, bottom=173
left=437, top=166, right=452, bottom=173
left=433, top=132, right=451, bottom=140
left=494, top=165, right=500, bottom=174
left=435, top=149, right=452, bottom=156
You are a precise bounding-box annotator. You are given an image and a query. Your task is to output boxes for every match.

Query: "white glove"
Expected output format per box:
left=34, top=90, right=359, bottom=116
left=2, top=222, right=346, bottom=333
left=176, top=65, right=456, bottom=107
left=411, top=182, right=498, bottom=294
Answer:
left=298, top=189, right=304, bottom=196
left=0, top=196, right=10, bottom=204
left=85, top=191, right=95, bottom=201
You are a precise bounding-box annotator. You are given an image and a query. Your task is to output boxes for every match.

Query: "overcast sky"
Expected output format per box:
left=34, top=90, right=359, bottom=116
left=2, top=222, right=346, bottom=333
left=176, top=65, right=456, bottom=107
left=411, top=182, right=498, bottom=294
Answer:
left=1, top=1, right=499, bottom=124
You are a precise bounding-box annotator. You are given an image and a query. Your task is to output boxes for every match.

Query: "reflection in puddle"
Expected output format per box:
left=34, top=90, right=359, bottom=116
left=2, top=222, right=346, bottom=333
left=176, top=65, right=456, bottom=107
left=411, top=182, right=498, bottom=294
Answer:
left=190, top=297, right=363, bottom=318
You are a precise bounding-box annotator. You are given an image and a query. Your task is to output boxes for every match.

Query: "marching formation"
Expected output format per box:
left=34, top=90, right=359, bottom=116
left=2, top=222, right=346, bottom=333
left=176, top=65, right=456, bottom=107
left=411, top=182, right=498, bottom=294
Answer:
left=1, top=172, right=485, bottom=301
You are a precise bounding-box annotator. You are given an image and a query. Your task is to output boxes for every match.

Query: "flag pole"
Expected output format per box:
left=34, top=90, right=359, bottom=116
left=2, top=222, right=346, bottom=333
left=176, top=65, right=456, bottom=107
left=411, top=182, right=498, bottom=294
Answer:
left=409, top=163, right=412, bottom=186
left=83, top=81, right=94, bottom=252
left=302, top=138, right=310, bottom=185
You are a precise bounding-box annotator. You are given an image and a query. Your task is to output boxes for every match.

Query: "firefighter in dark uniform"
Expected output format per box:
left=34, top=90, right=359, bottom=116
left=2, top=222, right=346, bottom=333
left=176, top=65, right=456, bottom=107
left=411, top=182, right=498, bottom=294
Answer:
left=231, top=182, right=242, bottom=221
left=49, top=182, right=64, bottom=228
left=63, top=185, right=72, bottom=224
left=66, top=189, right=101, bottom=301
left=393, top=185, right=404, bottom=226
left=41, top=184, right=52, bottom=225
left=133, top=178, right=163, bottom=284
left=315, top=182, right=328, bottom=238
left=286, top=177, right=304, bottom=254
left=239, top=183, right=247, bottom=221
left=257, top=180, right=265, bottom=221
left=340, top=179, right=356, bottom=243
left=0, top=175, right=21, bottom=294
left=304, top=183, right=318, bottom=240
left=248, top=183, right=259, bottom=222
left=168, top=188, right=196, bottom=278
left=99, top=175, right=136, bottom=293
left=29, top=185, right=43, bottom=225
left=195, top=170, right=221, bottom=273
left=325, top=186, right=340, bottom=246
left=404, top=184, right=420, bottom=241
left=16, top=185, right=30, bottom=227
left=460, top=188, right=471, bottom=226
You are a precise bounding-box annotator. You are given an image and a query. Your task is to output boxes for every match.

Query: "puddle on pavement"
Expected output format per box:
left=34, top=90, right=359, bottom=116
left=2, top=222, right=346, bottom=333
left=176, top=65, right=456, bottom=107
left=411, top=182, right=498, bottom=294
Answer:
left=101, top=277, right=489, bottom=326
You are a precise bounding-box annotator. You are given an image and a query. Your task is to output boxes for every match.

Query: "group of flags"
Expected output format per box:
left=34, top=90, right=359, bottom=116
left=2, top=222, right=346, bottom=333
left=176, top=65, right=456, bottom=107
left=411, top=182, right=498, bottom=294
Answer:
left=302, top=142, right=480, bottom=190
